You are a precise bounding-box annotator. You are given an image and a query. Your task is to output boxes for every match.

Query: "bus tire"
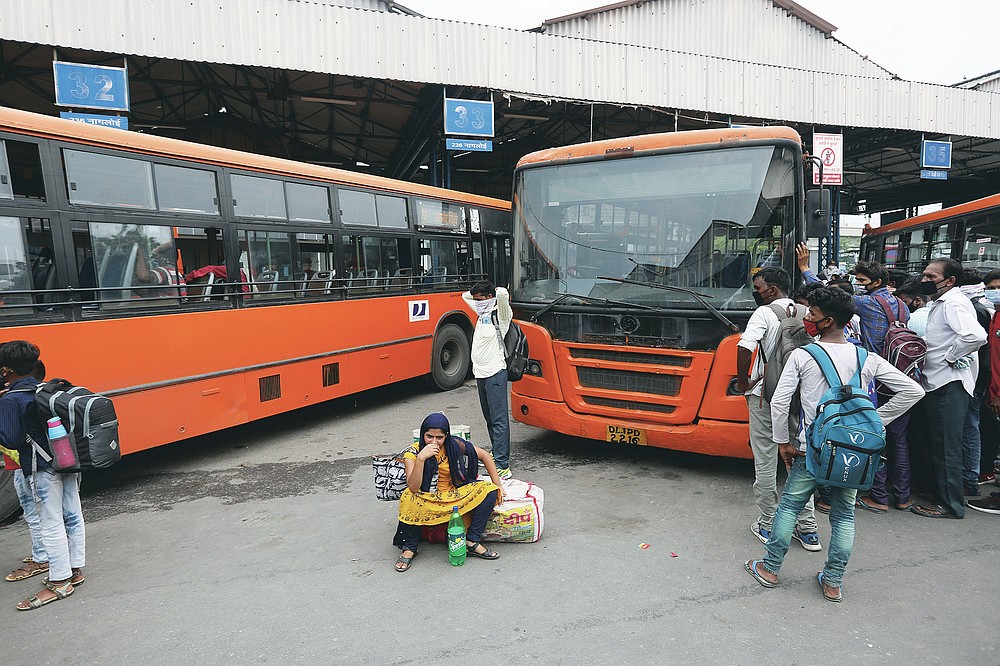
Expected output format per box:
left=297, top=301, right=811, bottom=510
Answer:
left=0, top=469, right=20, bottom=523
left=430, top=323, right=470, bottom=391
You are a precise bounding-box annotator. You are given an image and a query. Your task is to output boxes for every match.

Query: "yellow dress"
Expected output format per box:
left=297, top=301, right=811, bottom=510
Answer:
left=397, top=444, right=498, bottom=525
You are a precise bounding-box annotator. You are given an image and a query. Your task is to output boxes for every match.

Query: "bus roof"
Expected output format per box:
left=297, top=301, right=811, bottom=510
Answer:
left=0, top=105, right=509, bottom=210
left=862, top=192, right=1000, bottom=238
left=515, top=126, right=803, bottom=168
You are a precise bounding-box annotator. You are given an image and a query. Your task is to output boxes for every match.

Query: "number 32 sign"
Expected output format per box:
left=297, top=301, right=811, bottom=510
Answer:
left=53, top=62, right=130, bottom=112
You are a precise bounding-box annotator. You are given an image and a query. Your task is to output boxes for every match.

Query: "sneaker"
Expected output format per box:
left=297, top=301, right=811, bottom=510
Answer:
left=793, top=527, right=823, bottom=552
left=751, top=523, right=770, bottom=545
left=979, top=473, right=996, bottom=485
left=966, top=495, right=1000, bottom=515
left=497, top=467, right=512, bottom=481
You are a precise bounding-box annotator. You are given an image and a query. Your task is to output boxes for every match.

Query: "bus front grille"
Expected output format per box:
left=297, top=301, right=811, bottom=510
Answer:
left=583, top=396, right=676, bottom=414
left=576, top=367, right=682, bottom=396
left=569, top=347, right=692, bottom=367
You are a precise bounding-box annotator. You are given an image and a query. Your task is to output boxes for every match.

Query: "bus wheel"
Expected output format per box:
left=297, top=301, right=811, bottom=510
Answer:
left=430, top=323, right=470, bottom=391
left=0, top=469, right=20, bottom=523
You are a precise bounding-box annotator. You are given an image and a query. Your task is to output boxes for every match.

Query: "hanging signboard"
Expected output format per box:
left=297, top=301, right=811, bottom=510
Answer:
left=921, top=140, right=952, bottom=169
left=59, top=112, right=128, bottom=130
left=53, top=61, right=130, bottom=112
left=812, top=133, right=843, bottom=185
left=444, top=98, right=494, bottom=137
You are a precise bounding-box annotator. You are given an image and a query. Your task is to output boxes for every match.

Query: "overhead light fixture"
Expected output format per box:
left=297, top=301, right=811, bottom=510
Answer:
left=882, top=147, right=907, bottom=152
left=356, top=161, right=370, bottom=167
left=133, top=123, right=187, bottom=130
left=503, top=112, right=548, bottom=122
left=418, top=165, right=429, bottom=170
left=455, top=168, right=490, bottom=173
left=297, top=96, right=357, bottom=106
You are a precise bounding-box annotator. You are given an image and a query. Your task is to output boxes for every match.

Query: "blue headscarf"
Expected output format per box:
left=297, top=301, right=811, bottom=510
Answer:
left=417, top=412, right=477, bottom=492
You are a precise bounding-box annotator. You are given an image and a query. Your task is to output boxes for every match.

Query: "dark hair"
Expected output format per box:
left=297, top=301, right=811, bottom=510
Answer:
left=470, top=281, right=496, bottom=297
left=959, top=268, right=983, bottom=286
left=807, top=286, right=856, bottom=327
left=853, top=260, right=889, bottom=288
left=983, top=269, right=1000, bottom=285
left=827, top=278, right=855, bottom=296
left=32, top=360, right=45, bottom=382
left=895, top=279, right=925, bottom=299
left=754, top=267, right=791, bottom=296
left=792, top=281, right=823, bottom=302
left=887, top=270, right=910, bottom=288
left=929, top=257, right=963, bottom=282
left=0, top=340, right=41, bottom=376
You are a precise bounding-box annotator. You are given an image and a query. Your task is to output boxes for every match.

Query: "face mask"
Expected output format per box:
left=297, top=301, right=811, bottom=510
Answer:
left=802, top=318, right=825, bottom=338
left=752, top=290, right=766, bottom=307
left=474, top=297, right=496, bottom=319
left=920, top=279, right=942, bottom=296
left=854, top=284, right=869, bottom=296
left=985, top=289, right=1000, bottom=305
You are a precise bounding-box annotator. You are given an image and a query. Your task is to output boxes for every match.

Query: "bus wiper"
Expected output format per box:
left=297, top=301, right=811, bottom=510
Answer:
left=595, top=276, right=740, bottom=333
left=529, top=292, right=671, bottom=323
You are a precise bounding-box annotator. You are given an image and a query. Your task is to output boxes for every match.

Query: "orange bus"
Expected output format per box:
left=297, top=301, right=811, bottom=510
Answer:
left=860, top=192, right=1000, bottom=274
left=508, top=126, right=816, bottom=458
left=0, top=106, right=510, bottom=518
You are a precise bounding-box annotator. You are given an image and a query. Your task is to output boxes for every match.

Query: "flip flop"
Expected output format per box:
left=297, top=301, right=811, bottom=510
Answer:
left=744, top=560, right=776, bottom=588
left=910, top=503, right=960, bottom=519
left=894, top=499, right=914, bottom=511
left=817, top=572, right=842, bottom=602
left=855, top=496, right=888, bottom=514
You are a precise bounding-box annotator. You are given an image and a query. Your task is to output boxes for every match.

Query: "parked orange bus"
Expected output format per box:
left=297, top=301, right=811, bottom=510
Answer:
left=860, top=192, right=1000, bottom=274
left=0, top=106, right=510, bottom=518
left=508, top=126, right=814, bottom=458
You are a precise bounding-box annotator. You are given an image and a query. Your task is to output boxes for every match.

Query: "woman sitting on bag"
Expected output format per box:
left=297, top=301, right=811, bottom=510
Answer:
left=393, top=412, right=505, bottom=572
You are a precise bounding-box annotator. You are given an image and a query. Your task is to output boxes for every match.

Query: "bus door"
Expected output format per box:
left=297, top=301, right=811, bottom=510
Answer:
left=484, top=232, right=512, bottom=289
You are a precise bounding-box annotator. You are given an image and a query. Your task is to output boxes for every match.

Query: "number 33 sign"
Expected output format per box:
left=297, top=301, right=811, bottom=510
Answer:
left=444, top=98, right=494, bottom=138
left=53, top=62, right=130, bottom=112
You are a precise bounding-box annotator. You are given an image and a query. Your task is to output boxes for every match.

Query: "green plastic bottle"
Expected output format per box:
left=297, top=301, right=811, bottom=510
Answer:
left=447, top=505, right=466, bottom=566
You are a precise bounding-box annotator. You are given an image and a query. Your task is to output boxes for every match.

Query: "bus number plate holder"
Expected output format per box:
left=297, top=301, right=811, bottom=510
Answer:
left=606, top=425, right=646, bottom=445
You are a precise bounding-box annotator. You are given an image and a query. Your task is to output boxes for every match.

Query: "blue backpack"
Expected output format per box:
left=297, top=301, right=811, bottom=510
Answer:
left=802, top=344, right=885, bottom=490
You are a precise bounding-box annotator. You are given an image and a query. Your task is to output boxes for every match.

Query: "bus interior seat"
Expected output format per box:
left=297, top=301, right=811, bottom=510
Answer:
left=428, top=266, right=447, bottom=284
left=720, top=253, right=749, bottom=288
left=390, top=267, right=412, bottom=289
left=97, top=242, right=138, bottom=301
left=257, top=270, right=279, bottom=291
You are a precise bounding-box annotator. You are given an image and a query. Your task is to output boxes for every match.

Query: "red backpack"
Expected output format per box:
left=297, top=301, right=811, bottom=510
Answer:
left=874, top=294, right=926, bottom=382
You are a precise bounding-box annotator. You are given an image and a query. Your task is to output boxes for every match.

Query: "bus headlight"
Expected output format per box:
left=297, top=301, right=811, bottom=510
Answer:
left=527, top=360, right=542, bottom=377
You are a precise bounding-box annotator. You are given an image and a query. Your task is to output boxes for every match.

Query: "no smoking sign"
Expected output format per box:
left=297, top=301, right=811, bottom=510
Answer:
left=812, top=133, right=843, bottom=185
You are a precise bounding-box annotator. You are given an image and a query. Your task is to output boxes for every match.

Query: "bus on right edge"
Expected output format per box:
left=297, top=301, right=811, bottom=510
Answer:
left=507, top=126, right=826, bottom=458
left=860, top=193, right=1000, bottom=275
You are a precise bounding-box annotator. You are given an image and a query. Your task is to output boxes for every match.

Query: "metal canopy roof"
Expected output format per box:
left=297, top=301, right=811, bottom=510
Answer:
left=0, top=0, right=997, bottom=214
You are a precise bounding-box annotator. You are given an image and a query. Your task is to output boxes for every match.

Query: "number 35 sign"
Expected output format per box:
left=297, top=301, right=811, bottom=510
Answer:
left=53, top=61, right=130, bottom=112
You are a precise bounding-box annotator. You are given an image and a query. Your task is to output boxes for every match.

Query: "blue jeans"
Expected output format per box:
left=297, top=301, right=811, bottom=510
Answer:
left=32, top=470, right=86, bottom=581
left=477, top=369, right=510, bottom=469
left=14, top=469, right=47, bottom=563
left=764, top=457, right=858, bottom=587
left=962, top=391, right=982, bottom=489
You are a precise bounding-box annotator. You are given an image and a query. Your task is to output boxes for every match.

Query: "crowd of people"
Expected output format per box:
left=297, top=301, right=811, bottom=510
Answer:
left=740, top=243, right=998, bottom=602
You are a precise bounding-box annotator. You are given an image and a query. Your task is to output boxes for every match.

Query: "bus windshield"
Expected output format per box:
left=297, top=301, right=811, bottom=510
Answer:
left=513, top=144, right=798, bottom=310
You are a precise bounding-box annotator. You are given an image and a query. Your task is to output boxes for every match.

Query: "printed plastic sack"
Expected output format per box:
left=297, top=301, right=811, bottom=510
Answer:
left=483, top=479, right=544, bottom=543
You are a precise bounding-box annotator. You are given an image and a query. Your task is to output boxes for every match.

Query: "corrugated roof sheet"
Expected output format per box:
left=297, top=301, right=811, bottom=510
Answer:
left=0, top=0, right=995, bottom=139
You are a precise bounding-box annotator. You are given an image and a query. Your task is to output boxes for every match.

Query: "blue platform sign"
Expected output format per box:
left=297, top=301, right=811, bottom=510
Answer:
left=59, top=112, right=128, bottom=130
left=444, top=98, right=493, bottom=137
left=921, top=140, right=952, bottom=169
left=920, top=169, right=948, bottom=180
left=445, top=138, right=492, bottom=152
left=53, top=62, right=130, bottom=112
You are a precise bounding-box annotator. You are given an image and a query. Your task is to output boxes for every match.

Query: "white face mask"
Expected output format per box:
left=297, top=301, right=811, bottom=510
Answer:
left=474, top=297, right=496, bottom=319
left=985, top=289, right=1000, bottom=305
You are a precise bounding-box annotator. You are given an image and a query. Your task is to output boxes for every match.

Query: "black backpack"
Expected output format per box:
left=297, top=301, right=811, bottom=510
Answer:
left=25, top=379, right=121, bottom=471
left=493, top=314, right=530, bottom=381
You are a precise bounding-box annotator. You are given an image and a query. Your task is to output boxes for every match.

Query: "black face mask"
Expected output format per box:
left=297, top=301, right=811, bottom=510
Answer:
left=920, top=279, right=942, bottom=296
left=752, top=290, right=766, bottom=306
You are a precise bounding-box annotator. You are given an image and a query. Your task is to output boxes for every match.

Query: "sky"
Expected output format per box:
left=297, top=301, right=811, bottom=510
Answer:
left=401, top=0, right=999, bottom=85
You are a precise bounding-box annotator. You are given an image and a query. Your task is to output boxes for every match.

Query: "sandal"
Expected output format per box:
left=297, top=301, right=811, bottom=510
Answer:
left=855, top=496, right=888, bottom=514
left=910, top=503, right=960, bottom=519
left=894, top=499, right=914, bottom=511
left=466, top=541, right=500, bottom=560
left=44, top=568, right=84, bottom=587
left=395, top=550, right=416, bottom=573
left=817, top=572, right=842, bottom=602
left=744, top=559, right=777, bottom=588
left=5, top=559, right=49, bottom=582
left=16, top=579, right=74, bottom=611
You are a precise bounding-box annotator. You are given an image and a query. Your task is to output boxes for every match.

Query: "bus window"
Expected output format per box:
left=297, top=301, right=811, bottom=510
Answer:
left=375, top=194, right=408, bottom=228
left=232, top=175, right=286, bottom=220
left=287, top=182, right=331, bottom=223
left=962, top=213, right=1000, bottom=272
left=342, top=234, right=412, bottom=291
left=339, top=189, right=378, bottom=226
left=154, top=164, right=219, bottom=215
left=0, top=140, right=45, bottom=201
left=64, top=150, right=155, bottom=210
left=928, top=223, right=953, bottom=259
left=415, top=199, right=466, bottom=233
left=904, top=229, right=925, bottom=271
left=240, top=230, right=293, bottom=294
left=883, top=234, right=901, bottom=267
left=0, top=217, right=32, bottom=311
left=419, top=238, right=468, bottom=286
left=86, top=221, right=184, bottom=306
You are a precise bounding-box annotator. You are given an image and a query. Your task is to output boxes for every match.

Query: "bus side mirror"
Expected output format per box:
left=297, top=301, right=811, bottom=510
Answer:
left=805, top=189, right=830, bottom=238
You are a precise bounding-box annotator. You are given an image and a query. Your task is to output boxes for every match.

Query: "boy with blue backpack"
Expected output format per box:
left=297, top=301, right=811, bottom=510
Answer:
left=745, top=287, right=924, bottom=602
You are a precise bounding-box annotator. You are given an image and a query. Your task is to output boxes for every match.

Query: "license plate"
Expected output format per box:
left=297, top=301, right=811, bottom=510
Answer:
left=606, top=425, right=646, bottom=445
